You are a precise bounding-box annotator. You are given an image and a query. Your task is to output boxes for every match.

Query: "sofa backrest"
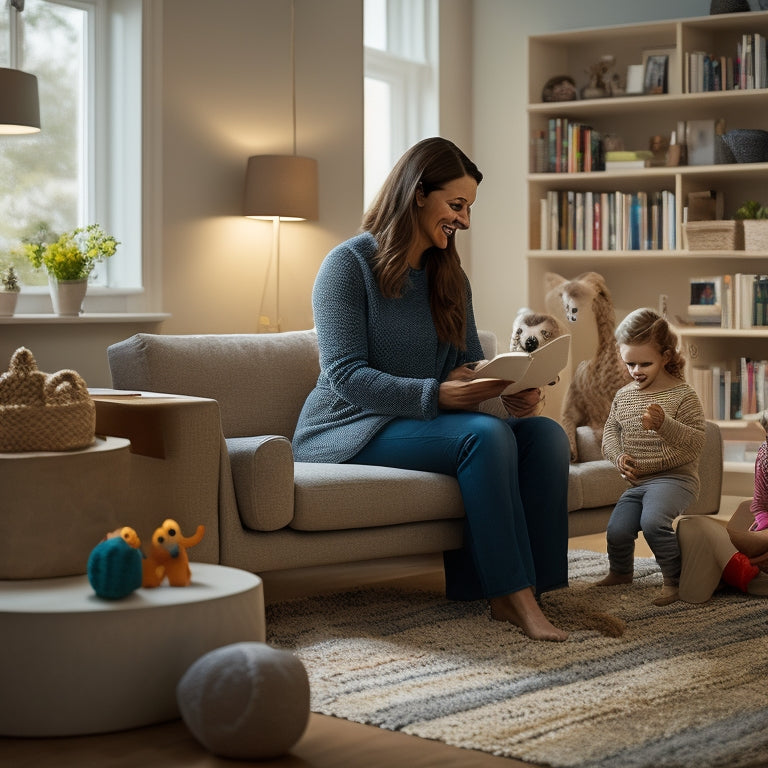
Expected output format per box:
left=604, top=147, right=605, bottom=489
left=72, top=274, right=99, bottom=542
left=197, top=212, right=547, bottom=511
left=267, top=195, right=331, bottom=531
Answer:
left=108, top=328, right=500, bottom=440
left=108, top=330, right=321, bottom=439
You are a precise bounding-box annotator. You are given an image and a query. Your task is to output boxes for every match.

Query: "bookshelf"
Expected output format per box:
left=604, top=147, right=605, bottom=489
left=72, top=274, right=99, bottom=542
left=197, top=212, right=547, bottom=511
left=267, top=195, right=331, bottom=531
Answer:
left=526, top=11, right=768, bottom=490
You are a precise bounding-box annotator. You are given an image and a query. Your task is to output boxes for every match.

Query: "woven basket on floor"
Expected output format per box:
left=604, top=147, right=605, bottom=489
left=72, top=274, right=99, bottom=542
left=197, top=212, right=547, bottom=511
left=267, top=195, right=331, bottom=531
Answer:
left=0, top=347, right=95, bottom=452
left=683, top=220, right=744, bottom=251
left=742, top=220, right=768, bottom=251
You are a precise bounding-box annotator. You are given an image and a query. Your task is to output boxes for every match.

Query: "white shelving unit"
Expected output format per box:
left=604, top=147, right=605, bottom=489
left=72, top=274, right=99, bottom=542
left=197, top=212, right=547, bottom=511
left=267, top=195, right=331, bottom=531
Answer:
left=527, top=11, right=768, bottom=491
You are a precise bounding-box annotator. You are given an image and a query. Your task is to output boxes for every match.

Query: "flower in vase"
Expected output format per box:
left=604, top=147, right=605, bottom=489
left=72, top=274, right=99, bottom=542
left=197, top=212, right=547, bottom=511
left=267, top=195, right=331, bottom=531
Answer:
left=25, top=224, right=119, bottom=281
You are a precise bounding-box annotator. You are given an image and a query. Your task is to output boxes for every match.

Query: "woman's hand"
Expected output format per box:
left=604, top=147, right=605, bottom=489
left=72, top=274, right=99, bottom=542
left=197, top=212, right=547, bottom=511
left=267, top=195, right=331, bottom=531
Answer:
left=616, top=453, right=639, bottom=483
left=501, top=388, right=544, bottom=418
left=438, top=377, right=510, bottom=410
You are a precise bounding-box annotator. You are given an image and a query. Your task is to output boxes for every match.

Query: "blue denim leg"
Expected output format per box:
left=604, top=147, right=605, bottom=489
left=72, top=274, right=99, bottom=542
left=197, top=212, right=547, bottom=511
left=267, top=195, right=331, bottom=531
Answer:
left=349, top=411, right=569, bottom=601
left=606, top=479, right=694, bottom=582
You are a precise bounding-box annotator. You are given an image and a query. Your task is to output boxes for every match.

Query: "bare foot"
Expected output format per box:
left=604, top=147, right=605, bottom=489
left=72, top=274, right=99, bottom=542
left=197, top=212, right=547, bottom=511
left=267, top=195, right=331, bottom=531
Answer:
left=594, top=571, right=633, bottom=586
left=490, top=588, right=568, bottom=642
left=728, top=527, right=768, bottom=559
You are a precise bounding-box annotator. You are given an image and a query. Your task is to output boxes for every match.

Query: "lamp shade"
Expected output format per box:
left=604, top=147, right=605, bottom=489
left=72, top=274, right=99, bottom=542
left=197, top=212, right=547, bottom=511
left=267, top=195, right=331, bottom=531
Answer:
left=243, top=155, right=318, bottom=221
left=0, top=67, right=40, bottom=134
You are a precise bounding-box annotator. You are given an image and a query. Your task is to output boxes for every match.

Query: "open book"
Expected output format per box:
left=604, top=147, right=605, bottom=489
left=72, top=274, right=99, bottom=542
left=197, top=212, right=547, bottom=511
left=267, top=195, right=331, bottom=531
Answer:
left=472, top=334, right=571, bottom=395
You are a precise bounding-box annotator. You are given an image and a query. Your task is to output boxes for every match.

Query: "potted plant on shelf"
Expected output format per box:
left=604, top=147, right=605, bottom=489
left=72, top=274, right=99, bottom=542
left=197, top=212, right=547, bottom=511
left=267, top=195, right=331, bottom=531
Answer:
left=24, top=224, right=119, bottom=315
left=734, top=200, right=768, bottom=252
left=0, top=265, right=20, bottom=317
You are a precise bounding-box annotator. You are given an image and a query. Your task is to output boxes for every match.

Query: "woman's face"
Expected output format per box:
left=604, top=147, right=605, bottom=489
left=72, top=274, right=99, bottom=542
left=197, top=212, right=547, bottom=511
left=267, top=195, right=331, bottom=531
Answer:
left=414, top=174, right=477, bottom=258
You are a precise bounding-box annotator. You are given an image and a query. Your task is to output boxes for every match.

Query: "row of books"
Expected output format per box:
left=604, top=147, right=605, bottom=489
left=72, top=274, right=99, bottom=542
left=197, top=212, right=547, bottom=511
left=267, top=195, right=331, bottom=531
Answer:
left=686, top=33, right=768, bottom=93
left=693, top=357, right=768, bottom=422
left=539, top=189, right=676, bottom=251
left=531, top=119, right=606, bottom=174
left=696, top=274, right=768, bottom=329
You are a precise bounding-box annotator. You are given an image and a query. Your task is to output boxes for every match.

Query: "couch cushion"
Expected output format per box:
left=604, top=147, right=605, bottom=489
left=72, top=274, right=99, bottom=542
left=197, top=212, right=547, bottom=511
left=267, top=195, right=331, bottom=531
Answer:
left=291, top=463, right=465, bottom=531
left=108, top=330, right=320, bottom=439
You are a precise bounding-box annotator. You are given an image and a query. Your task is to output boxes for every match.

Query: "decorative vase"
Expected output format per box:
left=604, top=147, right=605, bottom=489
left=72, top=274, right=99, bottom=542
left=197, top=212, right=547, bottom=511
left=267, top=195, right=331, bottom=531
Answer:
left=0, top=291, right=19, bottom=317
left=48, top=276, right=87, bottom=316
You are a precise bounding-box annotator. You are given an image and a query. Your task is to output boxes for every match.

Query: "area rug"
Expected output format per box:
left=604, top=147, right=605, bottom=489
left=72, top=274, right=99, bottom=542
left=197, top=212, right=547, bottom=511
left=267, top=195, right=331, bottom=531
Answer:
left=266, top=550, right=768, bottom=768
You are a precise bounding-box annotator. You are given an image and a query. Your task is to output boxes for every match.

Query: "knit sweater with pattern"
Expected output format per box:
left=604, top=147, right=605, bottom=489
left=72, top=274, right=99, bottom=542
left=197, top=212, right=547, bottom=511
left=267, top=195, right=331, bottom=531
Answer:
left=292, top=232, right=484, bottom=463
left=601, top=381, right=705, bottom=495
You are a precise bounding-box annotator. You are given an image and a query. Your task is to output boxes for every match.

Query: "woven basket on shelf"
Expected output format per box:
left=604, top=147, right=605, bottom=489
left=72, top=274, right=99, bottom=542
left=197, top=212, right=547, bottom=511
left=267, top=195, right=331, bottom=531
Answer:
left=742, top=220, right=768, bottom=251
left=683, top=220, right=744, bottom=250
left=0, top=347, right=95, bottom=452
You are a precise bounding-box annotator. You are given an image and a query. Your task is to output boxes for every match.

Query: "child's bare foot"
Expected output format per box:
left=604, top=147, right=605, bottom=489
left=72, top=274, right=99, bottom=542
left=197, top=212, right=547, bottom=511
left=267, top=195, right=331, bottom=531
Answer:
left=490, top=589, right=568, bottom=642
left=653, top=583, right=679, bottom=606
left=728, top=527, right=768, bottom=559
left=594, top=571, right=633, bottom=586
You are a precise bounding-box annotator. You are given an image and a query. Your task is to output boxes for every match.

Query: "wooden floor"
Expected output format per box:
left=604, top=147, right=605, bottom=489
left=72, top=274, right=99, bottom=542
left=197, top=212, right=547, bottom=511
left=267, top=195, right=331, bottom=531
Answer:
left=2, top=497, right=745, bottom=768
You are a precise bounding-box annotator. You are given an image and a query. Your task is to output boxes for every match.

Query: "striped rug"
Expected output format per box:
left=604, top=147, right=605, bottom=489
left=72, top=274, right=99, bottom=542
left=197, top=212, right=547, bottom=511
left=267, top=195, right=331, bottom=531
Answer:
left=266, top=550, right=768, bottom=768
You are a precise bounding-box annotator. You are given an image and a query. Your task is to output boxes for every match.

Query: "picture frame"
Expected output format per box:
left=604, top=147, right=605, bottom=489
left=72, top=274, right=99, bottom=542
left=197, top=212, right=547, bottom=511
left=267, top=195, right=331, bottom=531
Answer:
left=688, top=276, right=723, bottom=325
left=643, top=53, right=668, bottom=94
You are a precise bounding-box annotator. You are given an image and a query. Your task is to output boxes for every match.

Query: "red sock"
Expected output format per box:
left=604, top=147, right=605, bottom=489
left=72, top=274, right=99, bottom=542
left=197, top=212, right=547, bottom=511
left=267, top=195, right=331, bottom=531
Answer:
left=722, top=552, right=760, bottom=592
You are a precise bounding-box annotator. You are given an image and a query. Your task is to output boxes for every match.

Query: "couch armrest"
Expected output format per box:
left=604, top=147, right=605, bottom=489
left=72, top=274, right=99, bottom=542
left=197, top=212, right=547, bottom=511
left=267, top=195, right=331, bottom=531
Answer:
left=226, top=435, right=294, bottom=531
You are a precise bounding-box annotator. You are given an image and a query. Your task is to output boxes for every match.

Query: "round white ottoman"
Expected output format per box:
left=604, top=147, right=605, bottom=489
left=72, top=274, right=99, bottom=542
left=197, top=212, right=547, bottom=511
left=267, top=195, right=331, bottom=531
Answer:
left=0, top=563, right=265, bottom=737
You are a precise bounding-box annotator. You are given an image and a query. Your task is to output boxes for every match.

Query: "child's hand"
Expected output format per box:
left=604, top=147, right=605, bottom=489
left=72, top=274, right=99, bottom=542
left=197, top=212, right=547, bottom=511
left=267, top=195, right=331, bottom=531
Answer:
left=642, top=403, right=665, bottom=431
left=616, top=453, right=638, bottom=483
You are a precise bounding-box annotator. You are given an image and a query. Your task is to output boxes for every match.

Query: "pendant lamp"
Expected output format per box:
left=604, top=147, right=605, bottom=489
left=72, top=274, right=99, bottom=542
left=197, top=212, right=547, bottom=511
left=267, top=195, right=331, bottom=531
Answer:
left=0, top=1, right=40, bottom=134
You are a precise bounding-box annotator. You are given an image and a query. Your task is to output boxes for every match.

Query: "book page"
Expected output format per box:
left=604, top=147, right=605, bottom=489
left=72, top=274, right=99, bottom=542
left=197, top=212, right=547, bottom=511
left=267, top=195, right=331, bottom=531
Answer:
left=474, top=334, right=571, bottom=395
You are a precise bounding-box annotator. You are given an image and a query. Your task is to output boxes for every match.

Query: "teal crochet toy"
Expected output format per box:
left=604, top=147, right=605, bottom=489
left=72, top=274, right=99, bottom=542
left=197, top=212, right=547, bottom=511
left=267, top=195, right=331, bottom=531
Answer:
left=87, top=526, right=143, bottom=599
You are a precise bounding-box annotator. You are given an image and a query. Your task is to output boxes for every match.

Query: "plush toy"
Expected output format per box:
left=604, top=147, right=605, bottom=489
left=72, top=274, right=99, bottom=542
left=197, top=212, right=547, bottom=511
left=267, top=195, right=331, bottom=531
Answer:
left=87, top=526, right=143, bottom=600
left=544, top=271, right=631, bottom=462
left=510, top=307, right=565, bottom=354
left=143, top=518, right=206, bottom=588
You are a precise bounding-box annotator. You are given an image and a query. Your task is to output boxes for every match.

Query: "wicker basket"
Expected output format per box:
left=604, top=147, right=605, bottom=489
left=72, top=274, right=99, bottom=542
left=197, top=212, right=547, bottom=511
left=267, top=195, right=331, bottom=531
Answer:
left=683, top=220, right=744, bottom=251
left=0, top=347, right=95, bottom=452
left=742, top=219, right=768, bottom=251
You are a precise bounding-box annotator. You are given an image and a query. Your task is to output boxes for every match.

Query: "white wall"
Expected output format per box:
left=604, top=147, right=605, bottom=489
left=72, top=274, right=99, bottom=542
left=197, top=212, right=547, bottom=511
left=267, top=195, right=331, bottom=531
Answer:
left=469, top=0, right=709, bottom=347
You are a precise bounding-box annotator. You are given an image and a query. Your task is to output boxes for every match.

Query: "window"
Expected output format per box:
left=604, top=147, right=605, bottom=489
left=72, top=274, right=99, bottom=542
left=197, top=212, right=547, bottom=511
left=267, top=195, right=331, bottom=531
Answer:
left=363, top=0, right=438, bottom=208
left=0, top=0, right=142, bottom=302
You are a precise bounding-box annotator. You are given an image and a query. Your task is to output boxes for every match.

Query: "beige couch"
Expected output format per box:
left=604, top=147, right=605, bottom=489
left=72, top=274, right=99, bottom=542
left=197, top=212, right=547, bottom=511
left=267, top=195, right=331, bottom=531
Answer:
left=104, top=329, right=723, bottom=575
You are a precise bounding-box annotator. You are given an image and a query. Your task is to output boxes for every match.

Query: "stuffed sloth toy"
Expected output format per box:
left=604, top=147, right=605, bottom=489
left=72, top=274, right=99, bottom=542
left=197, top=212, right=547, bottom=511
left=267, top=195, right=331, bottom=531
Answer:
left=510, top=307, right=565, bottom=353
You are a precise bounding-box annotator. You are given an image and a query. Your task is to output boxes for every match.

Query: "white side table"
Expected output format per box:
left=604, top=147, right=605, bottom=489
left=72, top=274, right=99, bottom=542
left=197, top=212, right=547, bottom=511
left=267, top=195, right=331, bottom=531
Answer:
left=0, top=435, right=132, bottom=579
left=0, top=562, right=265, bottom=736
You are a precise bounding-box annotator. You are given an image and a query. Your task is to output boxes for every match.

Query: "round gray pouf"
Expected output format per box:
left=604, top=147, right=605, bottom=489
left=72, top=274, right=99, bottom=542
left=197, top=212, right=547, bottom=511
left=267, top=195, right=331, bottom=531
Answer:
left=177, top=641, right=310, bottom=760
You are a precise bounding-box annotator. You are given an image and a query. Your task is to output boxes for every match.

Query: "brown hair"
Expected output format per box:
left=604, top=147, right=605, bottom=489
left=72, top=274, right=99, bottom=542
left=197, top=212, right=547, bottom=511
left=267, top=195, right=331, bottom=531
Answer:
left=615, top=308, right=686, bottom=379
left=362, top=137, right=482, bottom=348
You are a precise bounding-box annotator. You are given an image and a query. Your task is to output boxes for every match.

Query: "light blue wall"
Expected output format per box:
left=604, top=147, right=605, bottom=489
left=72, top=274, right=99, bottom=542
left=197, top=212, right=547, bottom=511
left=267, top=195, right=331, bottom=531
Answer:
left=469, top=0, right=721, bottom=344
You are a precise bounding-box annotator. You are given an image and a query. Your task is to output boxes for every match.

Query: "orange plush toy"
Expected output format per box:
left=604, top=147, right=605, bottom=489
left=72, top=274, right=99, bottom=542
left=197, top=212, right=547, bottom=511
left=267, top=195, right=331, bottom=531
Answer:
left=142, top=518, right=205, bottom=588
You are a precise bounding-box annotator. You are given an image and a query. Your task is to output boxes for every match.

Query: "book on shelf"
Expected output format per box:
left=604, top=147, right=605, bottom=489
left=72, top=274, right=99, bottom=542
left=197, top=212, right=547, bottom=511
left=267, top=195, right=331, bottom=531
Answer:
left=543, top=119, right=604, bottom=173
left=686, top=273, right=768, bottom=330
left=538, top=189, right=675, bottom=251
left=685, top=32, right=767, bottom=93
left=472, top=334, right=571, bottom=396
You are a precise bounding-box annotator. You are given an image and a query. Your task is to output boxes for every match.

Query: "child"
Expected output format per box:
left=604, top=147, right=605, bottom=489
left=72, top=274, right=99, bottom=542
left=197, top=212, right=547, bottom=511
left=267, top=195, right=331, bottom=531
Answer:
left=748, top=411, right=768, bottom=531
left=596, top=308, right=706, bottom=605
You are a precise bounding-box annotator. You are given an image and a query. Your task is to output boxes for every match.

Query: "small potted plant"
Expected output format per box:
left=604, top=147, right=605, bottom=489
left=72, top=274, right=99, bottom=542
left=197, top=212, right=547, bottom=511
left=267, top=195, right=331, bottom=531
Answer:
left=24, top=224, right=119, bottom=315
left=735, top=200, right=768, bottom=251
left=0, top=265, right=20, bottom=316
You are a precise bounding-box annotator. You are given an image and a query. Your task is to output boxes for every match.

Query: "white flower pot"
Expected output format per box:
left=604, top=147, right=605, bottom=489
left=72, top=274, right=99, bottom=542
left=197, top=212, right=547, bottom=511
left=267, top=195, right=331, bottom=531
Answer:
left=0, top=291, right=19, bottom=317
left=49, top=276, right=87, bottom=316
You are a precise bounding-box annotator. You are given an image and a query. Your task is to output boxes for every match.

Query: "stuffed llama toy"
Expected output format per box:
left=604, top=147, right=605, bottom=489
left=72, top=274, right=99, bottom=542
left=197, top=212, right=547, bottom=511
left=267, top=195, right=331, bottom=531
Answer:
left=544, top=271, right=631, bottom=462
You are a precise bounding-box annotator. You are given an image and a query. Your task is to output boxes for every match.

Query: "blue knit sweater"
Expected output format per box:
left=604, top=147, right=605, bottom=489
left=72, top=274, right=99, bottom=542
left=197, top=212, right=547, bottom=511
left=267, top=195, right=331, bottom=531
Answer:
left=292, top=232, right=484, bottom=463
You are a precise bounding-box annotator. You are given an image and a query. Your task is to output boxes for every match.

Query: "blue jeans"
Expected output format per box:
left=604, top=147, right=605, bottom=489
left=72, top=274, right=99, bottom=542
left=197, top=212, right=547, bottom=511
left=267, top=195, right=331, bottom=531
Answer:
left=606, top=477, right=695, bottom=583
left=349, top=411, right=570, bottom=601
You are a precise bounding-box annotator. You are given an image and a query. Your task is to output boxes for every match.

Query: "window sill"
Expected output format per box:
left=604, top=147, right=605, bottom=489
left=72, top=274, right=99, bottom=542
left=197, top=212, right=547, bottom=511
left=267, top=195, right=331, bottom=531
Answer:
left=0, top=313, right=170, bottom=325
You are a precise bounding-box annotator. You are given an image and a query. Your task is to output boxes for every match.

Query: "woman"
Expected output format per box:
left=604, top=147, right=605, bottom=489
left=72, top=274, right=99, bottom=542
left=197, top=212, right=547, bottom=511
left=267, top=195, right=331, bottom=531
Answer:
left=293, top=137, right=570, bottom=641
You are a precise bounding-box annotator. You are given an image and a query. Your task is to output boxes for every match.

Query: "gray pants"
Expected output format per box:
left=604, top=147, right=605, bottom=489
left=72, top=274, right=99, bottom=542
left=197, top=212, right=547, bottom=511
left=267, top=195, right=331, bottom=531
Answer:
left=606, top=477, right=695, bottom=583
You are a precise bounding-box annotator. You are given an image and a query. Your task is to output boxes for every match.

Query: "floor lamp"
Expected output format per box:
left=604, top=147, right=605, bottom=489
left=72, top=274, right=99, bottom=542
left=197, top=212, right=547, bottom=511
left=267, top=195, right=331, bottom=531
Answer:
left=242, top=0, right=317, bottom=333
left=0, top=0, right=40, bottom=134
left=243, top=154, right=318, bottom=332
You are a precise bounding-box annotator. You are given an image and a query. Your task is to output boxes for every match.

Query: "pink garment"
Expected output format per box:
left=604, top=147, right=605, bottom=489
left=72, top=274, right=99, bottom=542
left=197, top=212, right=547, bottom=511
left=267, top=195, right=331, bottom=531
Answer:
left=750, top=439, right=768, bottom=531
